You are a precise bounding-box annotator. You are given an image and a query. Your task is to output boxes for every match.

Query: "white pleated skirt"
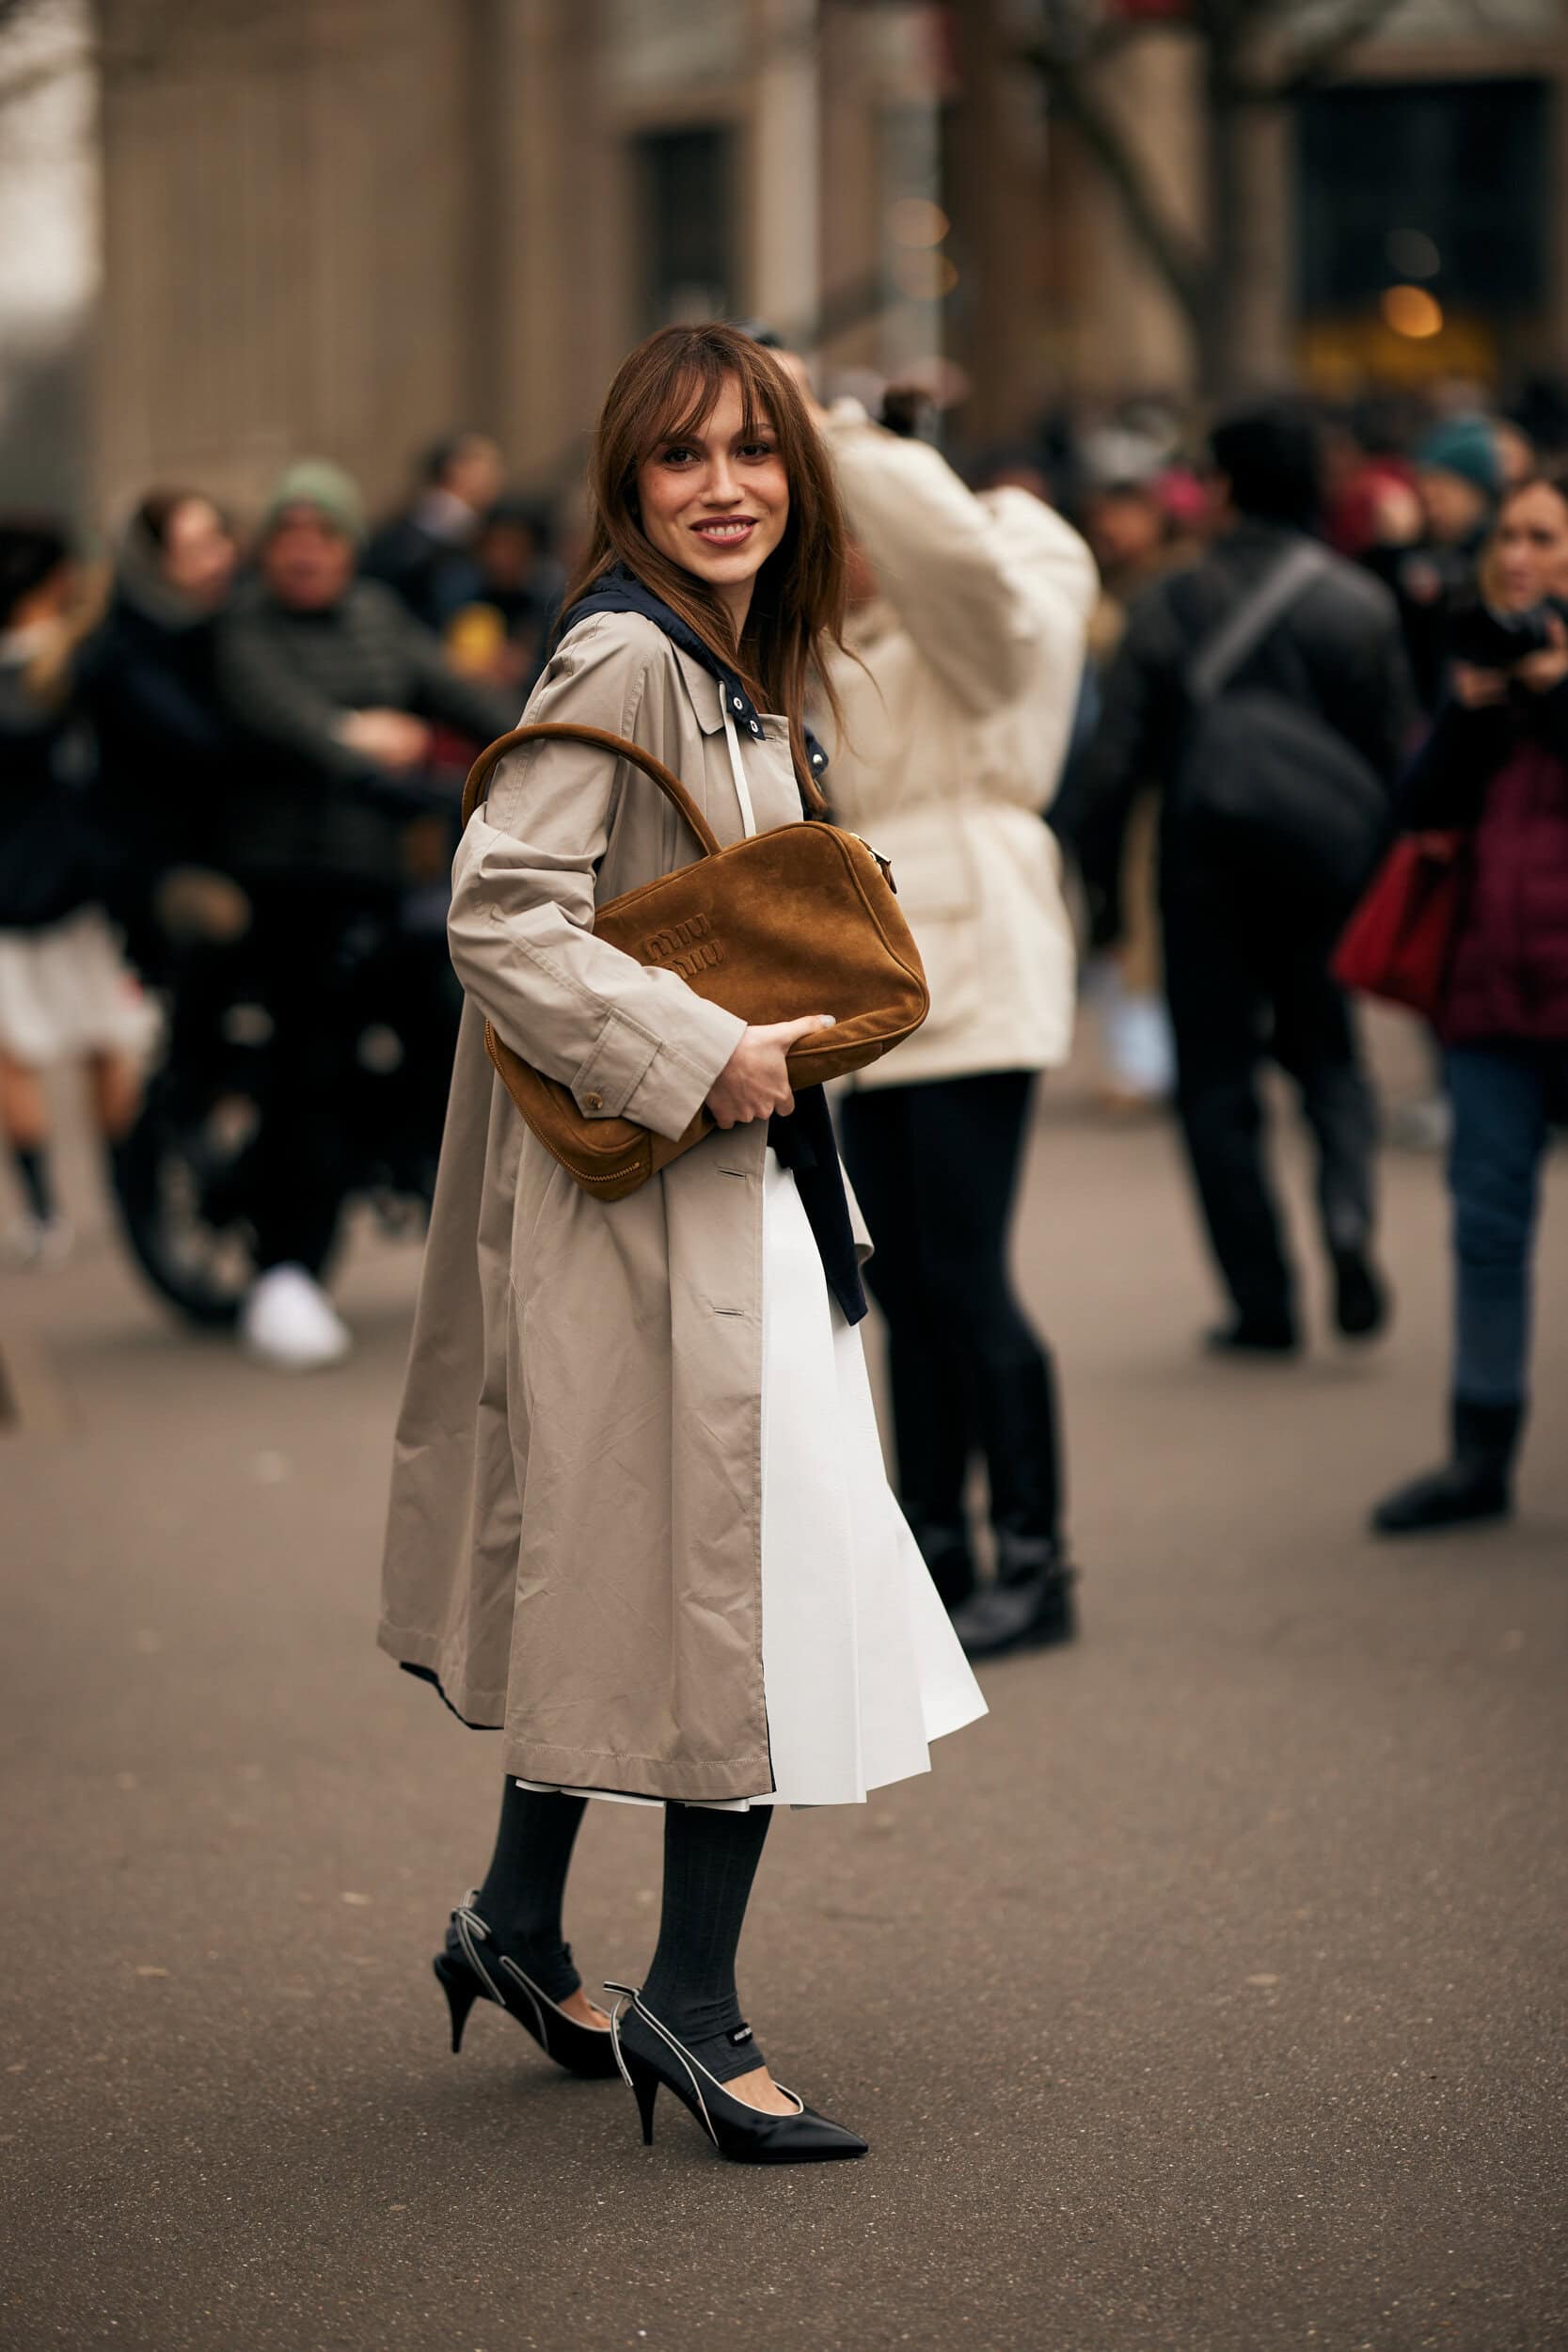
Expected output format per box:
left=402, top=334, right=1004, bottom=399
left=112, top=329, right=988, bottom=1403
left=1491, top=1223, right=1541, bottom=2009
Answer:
left=0, top=907, right=156, bottom=1067
left=518, top=1153, right=987, bottom=1809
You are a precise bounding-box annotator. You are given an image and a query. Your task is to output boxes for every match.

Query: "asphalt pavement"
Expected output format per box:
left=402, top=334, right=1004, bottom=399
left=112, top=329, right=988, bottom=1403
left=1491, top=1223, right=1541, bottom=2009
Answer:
left=4, top=1050, right=1566, bottom=2352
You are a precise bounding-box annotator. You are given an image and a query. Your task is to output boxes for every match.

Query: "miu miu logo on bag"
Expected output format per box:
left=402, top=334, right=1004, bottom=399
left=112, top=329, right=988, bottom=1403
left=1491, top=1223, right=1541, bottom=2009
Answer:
left=642, top=912, right=724, bottom=980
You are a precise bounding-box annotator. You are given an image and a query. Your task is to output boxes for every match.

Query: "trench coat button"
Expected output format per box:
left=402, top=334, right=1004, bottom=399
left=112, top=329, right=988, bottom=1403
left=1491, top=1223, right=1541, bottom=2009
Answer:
left=584, top=1089, right=604, bottom=1111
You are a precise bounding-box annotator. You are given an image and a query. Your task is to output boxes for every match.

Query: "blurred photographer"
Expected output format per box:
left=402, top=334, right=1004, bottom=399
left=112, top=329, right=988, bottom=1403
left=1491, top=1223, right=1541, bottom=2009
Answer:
left=1371, top=468, right=1568, bottom=1534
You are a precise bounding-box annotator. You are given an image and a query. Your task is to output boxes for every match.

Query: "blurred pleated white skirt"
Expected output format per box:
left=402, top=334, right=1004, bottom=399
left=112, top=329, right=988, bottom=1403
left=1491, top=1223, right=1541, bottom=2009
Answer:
left=0, top=907, right=155, bottom=1067
left=518, top=1152, right=986, bottom=1809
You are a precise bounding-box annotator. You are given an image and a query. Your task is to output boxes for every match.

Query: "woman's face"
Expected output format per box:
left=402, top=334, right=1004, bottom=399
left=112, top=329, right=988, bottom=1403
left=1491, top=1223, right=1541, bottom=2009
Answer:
left=162, top=498, right=238, bottom=608
left=1492, top=482, right=1568, bottom=611
left=635, top=374, right=789, bottom=625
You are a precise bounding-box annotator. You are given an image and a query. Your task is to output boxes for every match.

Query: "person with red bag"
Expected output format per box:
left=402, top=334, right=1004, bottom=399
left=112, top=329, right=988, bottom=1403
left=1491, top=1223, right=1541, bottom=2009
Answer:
left=1371, top=467, right=1568, bottom=1534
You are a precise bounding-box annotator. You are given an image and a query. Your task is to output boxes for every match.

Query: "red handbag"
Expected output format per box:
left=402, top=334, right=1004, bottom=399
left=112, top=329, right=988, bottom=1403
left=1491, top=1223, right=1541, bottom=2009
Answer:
left=1331, top=830, right=1470, bottom=1022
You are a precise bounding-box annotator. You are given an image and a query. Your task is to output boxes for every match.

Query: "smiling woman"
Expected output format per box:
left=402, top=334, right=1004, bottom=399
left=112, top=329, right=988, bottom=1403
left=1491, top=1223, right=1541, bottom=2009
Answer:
left=379, top=323, right=985, bottom=2168
left=638, top=386, right=790, bottom=622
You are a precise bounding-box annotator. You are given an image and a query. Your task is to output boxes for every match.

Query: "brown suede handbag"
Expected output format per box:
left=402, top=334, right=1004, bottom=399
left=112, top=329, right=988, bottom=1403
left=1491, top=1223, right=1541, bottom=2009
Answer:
left=460, top=720, right=928, bottom=1200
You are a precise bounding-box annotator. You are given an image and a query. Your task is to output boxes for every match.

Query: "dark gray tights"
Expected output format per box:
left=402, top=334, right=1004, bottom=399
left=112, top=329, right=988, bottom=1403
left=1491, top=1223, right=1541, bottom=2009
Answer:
left=476, top=1782, right=588, bottom=2003
left=637, top=1801, right=773, bottom=2084
left=474, top=1780, right=773, bottom=2082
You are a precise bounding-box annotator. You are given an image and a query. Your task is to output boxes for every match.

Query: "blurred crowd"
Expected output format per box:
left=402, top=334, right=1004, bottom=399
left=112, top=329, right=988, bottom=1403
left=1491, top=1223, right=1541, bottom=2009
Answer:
left=3, top=360, right=1565, bottom=1587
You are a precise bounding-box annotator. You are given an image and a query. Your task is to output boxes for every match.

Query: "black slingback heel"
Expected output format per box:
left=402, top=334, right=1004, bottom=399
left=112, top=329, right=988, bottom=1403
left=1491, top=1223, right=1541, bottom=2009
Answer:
left=432, top=1894, right=621, bottom=2080
left=605, top=1982, right=868, bottom=2165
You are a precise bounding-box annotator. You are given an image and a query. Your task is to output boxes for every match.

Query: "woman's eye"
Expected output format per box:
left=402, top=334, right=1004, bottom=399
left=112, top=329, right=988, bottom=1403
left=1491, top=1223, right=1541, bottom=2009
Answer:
left=659, top=446, right=698, bottom=468
left=738, top=441, right=776, bottom=461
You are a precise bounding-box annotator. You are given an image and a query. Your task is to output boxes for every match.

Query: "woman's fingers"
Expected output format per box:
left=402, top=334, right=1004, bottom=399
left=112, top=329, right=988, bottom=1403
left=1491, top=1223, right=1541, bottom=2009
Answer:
left=774, top=1013, right=836, bottom=1044
left=706, top=1015, right=834, bottom=1128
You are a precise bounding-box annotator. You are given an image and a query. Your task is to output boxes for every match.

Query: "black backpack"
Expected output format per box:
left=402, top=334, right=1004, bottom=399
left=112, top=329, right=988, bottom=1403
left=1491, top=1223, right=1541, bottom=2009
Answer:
left=1176, top=541, right=1391, bottom=922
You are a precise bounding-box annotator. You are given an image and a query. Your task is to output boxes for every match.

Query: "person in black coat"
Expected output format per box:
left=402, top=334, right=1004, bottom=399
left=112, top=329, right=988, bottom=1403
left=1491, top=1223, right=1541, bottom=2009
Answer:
left=1057, top=404, right=1418, bottom=1354
left=76, top=489, right=242, bottom=969
left=1, top=520, right=150, bottom=1263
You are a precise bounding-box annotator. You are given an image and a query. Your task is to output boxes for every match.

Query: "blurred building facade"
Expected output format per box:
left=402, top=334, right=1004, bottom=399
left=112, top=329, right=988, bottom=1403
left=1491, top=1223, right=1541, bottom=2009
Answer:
left=86, top=0, right=1568, bottom=519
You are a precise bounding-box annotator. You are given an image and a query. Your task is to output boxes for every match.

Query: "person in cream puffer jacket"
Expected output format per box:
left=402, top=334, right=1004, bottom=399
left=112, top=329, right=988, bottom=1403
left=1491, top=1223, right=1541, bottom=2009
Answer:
left=817, top=396, right=1098, bottom=1661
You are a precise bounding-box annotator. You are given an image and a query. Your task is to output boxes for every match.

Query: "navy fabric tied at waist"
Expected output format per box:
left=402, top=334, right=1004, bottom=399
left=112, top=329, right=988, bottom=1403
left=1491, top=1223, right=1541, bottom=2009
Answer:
left=768, top=1087, right=867, bottom=1327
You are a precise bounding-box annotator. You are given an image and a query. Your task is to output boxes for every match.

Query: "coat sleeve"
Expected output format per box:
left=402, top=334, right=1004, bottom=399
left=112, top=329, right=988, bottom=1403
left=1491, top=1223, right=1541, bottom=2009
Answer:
left=362, top=587, right=519, bottom=746
left=821, top=400, right=1098, bottom=717
left=217, top=608, right=377, bottom=787
left=445, top=615, right=747, bottom=1144
left=1331, top=583, right=1420, bottom=786
left=1056, top=580, right=1187, bottom=946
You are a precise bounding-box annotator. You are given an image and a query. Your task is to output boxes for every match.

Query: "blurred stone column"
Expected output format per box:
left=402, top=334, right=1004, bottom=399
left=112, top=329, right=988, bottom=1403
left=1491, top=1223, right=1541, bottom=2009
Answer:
left=749, top=0, right=819, bottom=347
left=92, top=0, right=479, bottom=519
left=491, top=0, right=621, bottom=479
left=947, top=0, right=1051, bottom=442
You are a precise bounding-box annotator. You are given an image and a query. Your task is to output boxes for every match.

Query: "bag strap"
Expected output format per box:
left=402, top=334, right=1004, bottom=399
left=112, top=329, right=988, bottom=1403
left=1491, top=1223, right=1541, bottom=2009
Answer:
left=1186, top=540, right=1331, bottom=708
left=461, top=721, right=723, bottom=858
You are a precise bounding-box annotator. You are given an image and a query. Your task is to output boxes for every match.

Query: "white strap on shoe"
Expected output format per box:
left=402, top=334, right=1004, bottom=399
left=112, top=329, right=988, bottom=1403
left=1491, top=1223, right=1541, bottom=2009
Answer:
left=453, top=1899, right=550, bottom=2052
left=602, top=1980, right=804, bottom=2141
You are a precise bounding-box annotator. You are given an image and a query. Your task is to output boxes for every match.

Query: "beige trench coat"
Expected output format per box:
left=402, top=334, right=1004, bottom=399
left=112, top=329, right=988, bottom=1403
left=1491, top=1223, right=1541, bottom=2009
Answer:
left=378, top=611, right=869, bottom=1802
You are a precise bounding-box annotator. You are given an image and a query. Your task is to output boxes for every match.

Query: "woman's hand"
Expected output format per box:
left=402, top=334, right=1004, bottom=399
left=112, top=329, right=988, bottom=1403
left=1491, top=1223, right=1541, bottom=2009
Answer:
left=1451, top=662, right=1510, bottom=709
left=707, top=1015, right=835, bottom=1129
left=1515, top=613, right=1568, bottom=697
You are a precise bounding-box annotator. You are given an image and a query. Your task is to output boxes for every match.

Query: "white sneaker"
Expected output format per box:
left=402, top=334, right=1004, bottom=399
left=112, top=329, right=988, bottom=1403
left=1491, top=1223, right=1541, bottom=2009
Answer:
left=4, top=1215, right=74, bottom=1270
left=240, top=1263, right=352, bottom=1370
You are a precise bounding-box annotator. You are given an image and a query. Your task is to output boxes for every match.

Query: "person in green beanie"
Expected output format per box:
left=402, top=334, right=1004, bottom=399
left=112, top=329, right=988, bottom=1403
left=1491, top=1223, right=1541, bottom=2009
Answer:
left=257, top=458, right=368, bottom=548
left=214, top=458, right=516, bottom=1370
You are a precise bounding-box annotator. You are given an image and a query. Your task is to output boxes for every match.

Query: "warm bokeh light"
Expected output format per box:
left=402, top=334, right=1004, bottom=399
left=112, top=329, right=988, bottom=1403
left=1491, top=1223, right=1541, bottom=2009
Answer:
left=888, top=197, right=950, bottom=249
left=1381, top=283, right=1445, bottom=339
left=891, top=246, right=959, bottom=300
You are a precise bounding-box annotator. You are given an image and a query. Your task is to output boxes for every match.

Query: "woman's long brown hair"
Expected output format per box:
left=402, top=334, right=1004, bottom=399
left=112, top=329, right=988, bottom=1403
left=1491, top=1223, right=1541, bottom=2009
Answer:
left=562, top=323, right=849, bottom=810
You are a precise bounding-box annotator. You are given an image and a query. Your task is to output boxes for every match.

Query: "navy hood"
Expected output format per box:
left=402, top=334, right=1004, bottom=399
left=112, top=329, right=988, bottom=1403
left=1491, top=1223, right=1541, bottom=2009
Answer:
left=559, top=565, right=829, bottom=794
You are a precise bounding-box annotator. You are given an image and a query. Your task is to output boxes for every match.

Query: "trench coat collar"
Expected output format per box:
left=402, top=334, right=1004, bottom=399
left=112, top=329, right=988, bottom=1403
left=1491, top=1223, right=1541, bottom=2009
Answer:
left=560, top=565, right=830, bottom=790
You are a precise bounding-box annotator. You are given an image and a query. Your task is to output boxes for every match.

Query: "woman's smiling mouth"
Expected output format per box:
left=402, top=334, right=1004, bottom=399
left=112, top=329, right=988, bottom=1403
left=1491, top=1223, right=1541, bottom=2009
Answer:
left=690, top=517, right=757, bottom=546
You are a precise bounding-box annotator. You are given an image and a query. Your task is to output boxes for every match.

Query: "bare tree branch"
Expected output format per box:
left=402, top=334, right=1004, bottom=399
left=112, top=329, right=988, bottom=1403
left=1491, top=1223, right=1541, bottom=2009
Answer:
left=1255, top=0, right=1411, bottom=99
left=1023, top=40, right=1207, bottom=322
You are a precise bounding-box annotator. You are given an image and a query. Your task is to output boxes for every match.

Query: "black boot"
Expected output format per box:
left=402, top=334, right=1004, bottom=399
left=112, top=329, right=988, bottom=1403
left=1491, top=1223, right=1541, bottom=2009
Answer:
left=948, top=1534, right=1078, bottom=1661
left=908, top=1518, right=977, bottom=1609
left=1332, top=1247, right=1391, bottom=1342
left=1205, top=1311, right=1298, bottom=1357
left=1370, top=1398, right=1524, bottom=1536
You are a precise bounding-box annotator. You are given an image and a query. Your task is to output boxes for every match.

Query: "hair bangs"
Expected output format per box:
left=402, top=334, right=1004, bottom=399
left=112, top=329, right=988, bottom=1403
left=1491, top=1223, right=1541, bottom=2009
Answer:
left=640, top=344, right=767, bottom=467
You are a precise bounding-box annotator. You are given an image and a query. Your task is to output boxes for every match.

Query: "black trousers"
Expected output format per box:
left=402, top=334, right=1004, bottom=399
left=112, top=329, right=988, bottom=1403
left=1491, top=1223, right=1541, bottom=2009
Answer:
left=1162, top=877, right=1376, bottom=1327
left=244, top=882, right=400, bottom=1279
left=839, top=1071, right=1061, bottom=1546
